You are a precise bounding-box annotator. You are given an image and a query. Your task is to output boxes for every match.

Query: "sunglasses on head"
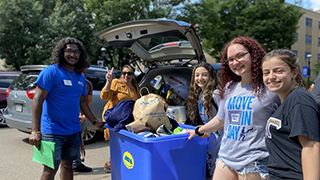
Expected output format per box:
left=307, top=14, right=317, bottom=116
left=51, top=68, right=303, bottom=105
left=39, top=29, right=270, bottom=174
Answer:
left=122, top=72, right=132, bottom=76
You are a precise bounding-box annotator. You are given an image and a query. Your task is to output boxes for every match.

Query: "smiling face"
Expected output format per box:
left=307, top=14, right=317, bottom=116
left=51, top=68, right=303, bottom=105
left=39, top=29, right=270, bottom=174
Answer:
left=227, top=44, right=252, bottom=83
left=64, top=44, right=80, bottom=67
left=262, top=57, right=298, bottom=101
left=121, top=67, right=133, bottom=84
left=194, top=67, right=210, bottom=91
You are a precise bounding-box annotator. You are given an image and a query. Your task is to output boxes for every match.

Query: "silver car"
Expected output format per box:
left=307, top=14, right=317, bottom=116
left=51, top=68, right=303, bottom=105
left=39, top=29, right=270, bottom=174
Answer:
left=4, top=65, right=120, bottom=143
left=0, top=71, right=21, bottom=126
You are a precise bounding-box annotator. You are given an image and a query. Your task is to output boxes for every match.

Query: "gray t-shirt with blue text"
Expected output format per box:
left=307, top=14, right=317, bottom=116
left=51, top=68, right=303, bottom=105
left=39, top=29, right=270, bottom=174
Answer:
left=216, top=82, right=280, bottom=170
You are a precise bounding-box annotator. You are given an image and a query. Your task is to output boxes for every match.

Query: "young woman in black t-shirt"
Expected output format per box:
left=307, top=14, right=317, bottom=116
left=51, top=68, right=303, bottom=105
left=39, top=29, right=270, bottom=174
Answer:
left=262, top=49, right=320, bottom=180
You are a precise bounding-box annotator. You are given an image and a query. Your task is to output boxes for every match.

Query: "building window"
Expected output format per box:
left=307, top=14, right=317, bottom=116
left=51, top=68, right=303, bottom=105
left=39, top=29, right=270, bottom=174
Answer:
left=295, top=33, right=298, bottom=42
left=306, top=35, right=312, bottom=44
left=318, top=54, right=320, bottom=61
left=305, top=52, right=311, bottom=61
left=306, top=18, right=313, bottom=27
left=318, top=37, right=320, bottom=46
left=319, top=21, right=320, bottom=30
left=292, top=50, right=298, bottom=56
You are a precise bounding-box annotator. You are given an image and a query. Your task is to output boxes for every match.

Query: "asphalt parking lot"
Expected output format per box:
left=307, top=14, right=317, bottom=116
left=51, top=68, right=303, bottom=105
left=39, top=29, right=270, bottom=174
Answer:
left=0, top=126, right=111, bottom=180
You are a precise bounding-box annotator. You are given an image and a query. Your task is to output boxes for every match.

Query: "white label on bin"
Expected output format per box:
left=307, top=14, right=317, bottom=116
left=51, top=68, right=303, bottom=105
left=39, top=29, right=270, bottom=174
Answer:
left=123, top=151, right=134, bottom=169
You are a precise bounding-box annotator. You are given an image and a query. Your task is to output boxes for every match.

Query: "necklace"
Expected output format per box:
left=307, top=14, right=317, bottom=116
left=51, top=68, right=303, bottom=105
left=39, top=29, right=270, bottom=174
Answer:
left=64, top=67, right=74, bottom=78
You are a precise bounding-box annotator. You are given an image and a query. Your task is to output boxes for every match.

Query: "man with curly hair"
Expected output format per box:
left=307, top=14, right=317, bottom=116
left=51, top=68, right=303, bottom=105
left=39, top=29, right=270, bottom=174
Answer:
left=29, top=37, right=105, bottom=180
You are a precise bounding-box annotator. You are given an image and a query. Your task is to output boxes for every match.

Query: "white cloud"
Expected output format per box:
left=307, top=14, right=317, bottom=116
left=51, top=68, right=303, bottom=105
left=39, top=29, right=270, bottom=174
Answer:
left=309, top=0, right=320, bottom=11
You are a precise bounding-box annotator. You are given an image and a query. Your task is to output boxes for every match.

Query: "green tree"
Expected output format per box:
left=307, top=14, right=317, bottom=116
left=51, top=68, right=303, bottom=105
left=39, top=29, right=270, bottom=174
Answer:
left=46, top=0, right=97, bottom=64
left=0, top=0, right=47, bottom=70
left=313, top=59, right=320, bottom=76
left=178, top=0, right=303, bottom=60
left=0, top=0, right=98, bottom=69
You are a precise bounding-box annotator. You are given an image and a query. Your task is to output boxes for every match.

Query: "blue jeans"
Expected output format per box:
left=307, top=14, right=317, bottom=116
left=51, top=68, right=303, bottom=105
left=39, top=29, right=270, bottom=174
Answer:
left=217, top=157, right=269, bottom=179
left=73, top=157, right=82, bottom=167
left=42, top=132, right=81, bottom=167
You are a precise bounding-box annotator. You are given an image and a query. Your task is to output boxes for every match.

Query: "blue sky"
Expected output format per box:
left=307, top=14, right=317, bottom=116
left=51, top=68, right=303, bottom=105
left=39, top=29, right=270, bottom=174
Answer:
left=192, top=0, right=320, bottom=11
left=285, top=0, right=320, bottom=10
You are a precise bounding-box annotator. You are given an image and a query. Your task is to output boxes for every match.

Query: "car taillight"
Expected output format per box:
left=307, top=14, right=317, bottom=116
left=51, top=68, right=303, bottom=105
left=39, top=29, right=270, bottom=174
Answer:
left=26, top=88, right=36, bottom=99
left=6, top=88, right=11, bottom=97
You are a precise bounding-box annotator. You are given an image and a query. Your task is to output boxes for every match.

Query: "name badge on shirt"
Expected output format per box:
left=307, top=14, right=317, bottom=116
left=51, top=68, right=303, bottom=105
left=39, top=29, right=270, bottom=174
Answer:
left=63, top=79, right=72, bottom=86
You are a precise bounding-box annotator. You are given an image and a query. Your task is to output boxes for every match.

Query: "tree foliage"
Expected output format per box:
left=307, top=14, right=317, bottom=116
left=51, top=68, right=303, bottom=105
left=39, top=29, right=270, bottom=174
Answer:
left=0, top=0, right=97, bottom=70
left=46, top=0, right=97, bottom=64
left=178, top=0, right=303, bottom=61
left=0, top=0, right=45, bottom=69
left=0, top=0, right=303, bottom=70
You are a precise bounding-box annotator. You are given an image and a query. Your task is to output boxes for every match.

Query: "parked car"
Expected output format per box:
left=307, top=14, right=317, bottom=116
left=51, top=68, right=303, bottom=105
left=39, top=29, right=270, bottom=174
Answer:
left=97, top=18, right=220, bottom=100
left=0, top=71, right=21, bottom=126
left=4, top=65, right=120, bottom=143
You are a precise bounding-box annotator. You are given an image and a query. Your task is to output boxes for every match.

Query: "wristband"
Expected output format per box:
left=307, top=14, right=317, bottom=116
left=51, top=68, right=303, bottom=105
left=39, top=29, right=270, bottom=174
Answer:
left=195, top=126, right=204, bottom=136
left=92, top=120, right=98, bottom=125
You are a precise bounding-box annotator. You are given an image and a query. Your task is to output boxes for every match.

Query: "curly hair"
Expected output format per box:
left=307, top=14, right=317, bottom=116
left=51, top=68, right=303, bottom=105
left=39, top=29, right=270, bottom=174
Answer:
left=120, top=64, right=141, bottom=98
left=219, top=36, right=266, bottom=99
left=262, top=49, right=307, bottom=89
left=50, top=37, right=90, bottom=73
left=188, top=62, right=221, bottom=121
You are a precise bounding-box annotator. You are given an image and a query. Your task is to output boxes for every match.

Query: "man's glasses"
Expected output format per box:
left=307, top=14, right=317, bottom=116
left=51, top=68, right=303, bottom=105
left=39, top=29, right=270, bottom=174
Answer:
left=65, top=49, right=81, bottom=56
left=122, top=72, right=132, bottom=76
left=226, top=51, right=249, bottom=65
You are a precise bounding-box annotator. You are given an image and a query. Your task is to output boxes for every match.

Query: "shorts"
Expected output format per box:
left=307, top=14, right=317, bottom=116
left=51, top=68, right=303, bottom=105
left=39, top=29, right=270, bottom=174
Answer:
left=217, top=157, right=269, bottom=179
left=42, top=132, right=81, bottom=166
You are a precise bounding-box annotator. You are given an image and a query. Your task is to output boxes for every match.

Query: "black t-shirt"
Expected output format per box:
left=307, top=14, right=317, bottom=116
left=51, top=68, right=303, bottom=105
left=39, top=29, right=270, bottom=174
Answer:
left=265, top=87, right=320, bottom=180
left=311, top=72, right=320, bottom=103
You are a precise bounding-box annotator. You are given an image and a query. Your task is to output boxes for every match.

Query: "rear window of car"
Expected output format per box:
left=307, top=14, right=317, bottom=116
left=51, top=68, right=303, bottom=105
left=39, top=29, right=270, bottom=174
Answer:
left=9, top=71, right=39, bottom=91
left=0, top=75, right=19, bottom=88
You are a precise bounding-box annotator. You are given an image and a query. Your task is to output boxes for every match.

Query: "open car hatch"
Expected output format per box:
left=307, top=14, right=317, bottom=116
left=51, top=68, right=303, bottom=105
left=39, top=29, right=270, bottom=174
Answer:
left=97, top=19, right=206, bottom=63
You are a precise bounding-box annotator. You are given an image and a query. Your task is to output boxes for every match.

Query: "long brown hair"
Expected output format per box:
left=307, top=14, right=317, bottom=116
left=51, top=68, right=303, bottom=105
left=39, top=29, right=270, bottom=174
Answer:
left=219, top=36, right=266, bottom=99
left=188, top=63, right=221, bottom=121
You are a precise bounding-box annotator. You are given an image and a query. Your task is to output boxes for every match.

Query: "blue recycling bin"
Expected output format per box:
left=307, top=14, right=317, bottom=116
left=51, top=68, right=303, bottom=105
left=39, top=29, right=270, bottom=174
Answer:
left=107, top=123, right=208, bottom=180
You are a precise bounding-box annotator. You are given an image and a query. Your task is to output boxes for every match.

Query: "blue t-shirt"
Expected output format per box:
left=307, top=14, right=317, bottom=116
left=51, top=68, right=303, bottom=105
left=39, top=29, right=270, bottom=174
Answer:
left=35, top=64, right=87, bottom=135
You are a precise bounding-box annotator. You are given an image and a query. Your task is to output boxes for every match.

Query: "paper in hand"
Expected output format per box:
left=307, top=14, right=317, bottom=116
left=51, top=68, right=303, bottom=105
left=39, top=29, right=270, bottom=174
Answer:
left=32, top=140, right=55, bottom=169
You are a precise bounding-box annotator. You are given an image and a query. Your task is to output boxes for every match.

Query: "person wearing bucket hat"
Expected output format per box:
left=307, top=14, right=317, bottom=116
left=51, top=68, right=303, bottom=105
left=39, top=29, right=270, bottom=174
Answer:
left=187, top=36, right=280, bottom=180
left=186, top=62, right=223, bottom=178
left=100, top=64, right=140, bottom=172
